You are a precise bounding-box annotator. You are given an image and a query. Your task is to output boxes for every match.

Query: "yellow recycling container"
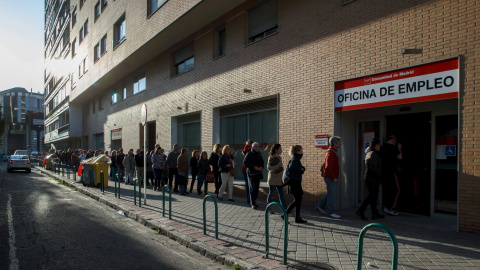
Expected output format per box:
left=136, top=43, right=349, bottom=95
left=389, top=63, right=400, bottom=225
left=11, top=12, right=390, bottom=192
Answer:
left=45, top=154, right=55, bottom=170
left=82, top=154, right=110, bottom=187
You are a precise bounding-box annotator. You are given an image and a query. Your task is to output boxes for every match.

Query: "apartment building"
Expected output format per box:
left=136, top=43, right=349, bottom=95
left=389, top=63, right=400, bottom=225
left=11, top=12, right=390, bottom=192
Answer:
left=44, top=0, right=480, bottom=233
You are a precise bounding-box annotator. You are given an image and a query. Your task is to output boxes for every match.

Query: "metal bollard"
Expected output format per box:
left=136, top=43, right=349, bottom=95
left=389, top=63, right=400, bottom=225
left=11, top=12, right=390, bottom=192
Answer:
left=265, top=202, right=289, bottom=265
left=134, top=179, right=137, bottom=205
left=62, top=164, right=65, bottom=177
left=138, top=178, right=141, bottom=207
left=203, top=195, right=218, bottom=239
left=67, top=165, right=70, bottom=179
left=117, top=173, right=121, bottom=199
left=100, top=171, right=104, bottom=194
left=357, top=223, right=398, bottom=270
left=162, top=185, right=172, bottom=220
left=114, top=173, right=118, bottom=198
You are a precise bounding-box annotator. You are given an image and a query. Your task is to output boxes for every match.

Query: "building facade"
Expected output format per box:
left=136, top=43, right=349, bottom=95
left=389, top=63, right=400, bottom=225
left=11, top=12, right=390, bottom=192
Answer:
left=45, top=0, right=479, bottom=233
left=1, top=87, right=45, bottom=154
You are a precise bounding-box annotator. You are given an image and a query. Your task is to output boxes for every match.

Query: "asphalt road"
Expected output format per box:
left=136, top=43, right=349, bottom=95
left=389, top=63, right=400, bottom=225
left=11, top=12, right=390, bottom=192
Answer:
left=0, top=163, right=228, bottom=270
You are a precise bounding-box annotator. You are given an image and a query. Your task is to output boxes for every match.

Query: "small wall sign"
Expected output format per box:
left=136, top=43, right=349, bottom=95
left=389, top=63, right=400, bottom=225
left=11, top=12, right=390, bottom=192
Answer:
left=315, top=135, right=329, bottom=148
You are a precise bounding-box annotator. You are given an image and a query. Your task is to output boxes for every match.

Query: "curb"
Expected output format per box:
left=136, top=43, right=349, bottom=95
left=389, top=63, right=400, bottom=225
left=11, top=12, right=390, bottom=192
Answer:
left=36, top=167, right=286, bottom=270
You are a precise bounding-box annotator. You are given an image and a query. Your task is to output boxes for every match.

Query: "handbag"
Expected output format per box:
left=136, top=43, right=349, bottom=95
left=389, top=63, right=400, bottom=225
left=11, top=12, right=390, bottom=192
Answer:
left=230, top=167, right=236, bottom=177
left=282, top=160, right=292, bottom=185
left=205, top=171, right=215, bottom=183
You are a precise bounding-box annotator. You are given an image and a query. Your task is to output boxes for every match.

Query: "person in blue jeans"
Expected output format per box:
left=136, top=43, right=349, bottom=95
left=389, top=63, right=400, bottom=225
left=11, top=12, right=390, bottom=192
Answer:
left=266, top=143, right=287, bottom=211
left=242, top=140, right=252, bottom=204
left=316, top=136, right=342, bottom=219
left=197, top=151, right=210, bottom=195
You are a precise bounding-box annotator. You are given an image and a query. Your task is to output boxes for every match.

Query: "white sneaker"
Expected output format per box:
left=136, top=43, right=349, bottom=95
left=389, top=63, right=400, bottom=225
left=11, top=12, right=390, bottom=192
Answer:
left=329, top=213, right=341, bottom=219
left=315, top=206, right=326, bottom=215
left=384, top=207, right=399, bottom=216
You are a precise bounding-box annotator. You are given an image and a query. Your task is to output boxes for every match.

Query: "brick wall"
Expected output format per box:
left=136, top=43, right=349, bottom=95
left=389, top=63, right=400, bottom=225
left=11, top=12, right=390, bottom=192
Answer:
left=76, top=0, right=479, bottom=232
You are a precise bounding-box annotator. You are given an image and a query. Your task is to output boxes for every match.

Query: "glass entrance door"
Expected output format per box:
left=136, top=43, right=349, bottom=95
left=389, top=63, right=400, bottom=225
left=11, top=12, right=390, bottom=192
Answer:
left=434, top=114, right=458, bottom=214
left=356, top=119, right=382, bottom=207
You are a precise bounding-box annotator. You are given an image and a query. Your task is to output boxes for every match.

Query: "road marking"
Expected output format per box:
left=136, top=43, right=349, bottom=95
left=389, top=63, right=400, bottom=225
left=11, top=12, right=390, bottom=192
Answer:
left=7, top=194, right=19, bottom=270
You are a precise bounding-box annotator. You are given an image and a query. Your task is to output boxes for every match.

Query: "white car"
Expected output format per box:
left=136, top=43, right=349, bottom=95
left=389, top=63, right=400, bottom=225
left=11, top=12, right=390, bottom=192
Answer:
left=14, top=150, right=30, bottom=156
left=7, top=155, right=31, bottom=173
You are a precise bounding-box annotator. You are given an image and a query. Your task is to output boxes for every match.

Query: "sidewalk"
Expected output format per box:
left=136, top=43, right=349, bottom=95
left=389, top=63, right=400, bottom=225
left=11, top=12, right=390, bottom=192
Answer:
left=37, top=167, right=480, bottom=270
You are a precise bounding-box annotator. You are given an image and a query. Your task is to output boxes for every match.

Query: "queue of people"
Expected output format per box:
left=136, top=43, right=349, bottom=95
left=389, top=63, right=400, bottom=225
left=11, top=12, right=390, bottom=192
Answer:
left=46, top=134, right=401, bottom=224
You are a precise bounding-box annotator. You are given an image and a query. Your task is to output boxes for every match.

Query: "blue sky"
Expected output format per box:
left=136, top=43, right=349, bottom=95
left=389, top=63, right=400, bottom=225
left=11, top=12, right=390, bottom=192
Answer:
left=0, top=0, right=44, bottom=94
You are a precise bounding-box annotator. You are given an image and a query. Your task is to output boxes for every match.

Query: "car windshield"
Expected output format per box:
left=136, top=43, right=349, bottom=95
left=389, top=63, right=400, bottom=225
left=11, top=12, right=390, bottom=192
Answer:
left=10, top=155, right=29, bottom=160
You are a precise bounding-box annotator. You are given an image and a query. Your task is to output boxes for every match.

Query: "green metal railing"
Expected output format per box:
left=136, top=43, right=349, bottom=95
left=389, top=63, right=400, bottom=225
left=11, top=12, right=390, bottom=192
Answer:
left=100, top=171, right=105, bottom=194
left=356, top=223, right=398, bottom=270
left=264, top=202, right=289, bottom=265
left=162, top=185, right=172, bottom=220
left=115, top=173, right=120, bottom=198
left=134, top=178, right=142, bottom=207
left=202, top=195, right=218, bottom=239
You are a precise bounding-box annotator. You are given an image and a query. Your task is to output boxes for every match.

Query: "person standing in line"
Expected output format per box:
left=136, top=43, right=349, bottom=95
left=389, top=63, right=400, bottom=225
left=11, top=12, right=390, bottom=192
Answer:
left=267, top=143, right=287, bottom=213
left=122, top=149, right=135, bottom=185
left=145, top=149, right=154, bottom=186
left=316, top=136, right=342, bottom=219
left=166, top=144, right=180, bottom=192
left=79, top=150, right=87, bottom=163
left=244, top=142, right=265, bottom=209
left=110, top=150, right=118, bottom=181
left=177, top=148, right=190, bottom=195
left=357, top=138, right=385, bottom=220
left=197, top=151, right=210, bottom=195
left=135, top=149, right=144, bottom=185
left=152, top=147, right=164, bottom=191
left=71, top=150, right=80, bottom=173
left=116, top=148, right=125, bottom=183
left=242, top=140, right=253, bottom=205
left=283, top=145, right=307, bottom=223
left=218, top=145, right=235, bottom=201
left=189, top=150, right=199, bottom=194
left=381, top=135, right=402, bottom=216
left=208, top=144, right=222, bottom=196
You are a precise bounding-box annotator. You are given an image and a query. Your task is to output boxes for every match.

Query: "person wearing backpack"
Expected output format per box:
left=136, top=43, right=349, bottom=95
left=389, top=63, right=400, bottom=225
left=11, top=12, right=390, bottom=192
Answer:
left=316, top=136, right=342, bottom=219
left=267, top=144, right=287, bottom=212
left=283, top=145, right=306, bottom=223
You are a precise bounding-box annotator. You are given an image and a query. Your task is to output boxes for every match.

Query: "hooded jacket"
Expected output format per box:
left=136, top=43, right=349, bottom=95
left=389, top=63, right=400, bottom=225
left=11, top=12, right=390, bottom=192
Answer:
left=364, top=146, right=382, bottom=184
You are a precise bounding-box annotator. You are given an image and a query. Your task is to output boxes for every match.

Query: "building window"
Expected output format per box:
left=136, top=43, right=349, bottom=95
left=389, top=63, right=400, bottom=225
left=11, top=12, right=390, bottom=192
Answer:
left=173, top=43, right=194, bottom=76
left=72, top=7, right=77, bottom=27
left=78, top=56, right=88, bottom=78
left=92, top=99, right=96, bottom=113
left=98, top=95, right=103, bottom=111
left=215, top=24, right=226, bottom=58
left=148, top=0, right=167, bottom=17
left=101, top=0, right=107, bottom=10
left=111, top=91, right=118, bottom=105
left=94, top=43, right=100, bottom=62
left=94, top=2, right=101, bottom=21
left=247, top=0, right=278, bottom=43
left=343, top=0, right=355, bottom=4
left=123, top=84, right=127, bottom=100
left=100, top=34, right=107, bottom=55
left=133, top=73, right=146, bottom=95
left=72, top=38, right=76, bottom=57
left=79, top=27, right=84, bottom=42
left=114, top=14, right=126, bottom=47
left=80, top=0, right=86, bottom=10
left=84, top=19, right=89, bottom=37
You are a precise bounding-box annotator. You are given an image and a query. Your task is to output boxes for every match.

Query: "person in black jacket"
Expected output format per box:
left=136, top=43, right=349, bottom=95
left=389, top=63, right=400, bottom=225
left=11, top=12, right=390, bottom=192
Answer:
left=357, top=138, right=385, bottom=220
left=283, top=145, right=306, bottom=223
left=208, top=144, right=222, bottom=195
left=189, top=150, right=199, bottom=194
left=244, top=142, right=265, bottom=209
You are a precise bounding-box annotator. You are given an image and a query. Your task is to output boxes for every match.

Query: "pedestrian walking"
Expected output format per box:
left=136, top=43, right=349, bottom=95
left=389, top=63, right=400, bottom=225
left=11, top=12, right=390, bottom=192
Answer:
left=267, top=143, right=287, bottom=212
left=208, top=144, right=222, bottom=196
left=177, top=148, right=190, bottom=195
left=381, top=135, right=402, bottom=216
left=242, top=139, right=252, bottom=205
left=166, top=144, right=180, bottom=192
left=135, top=149, right=144, bottom=185
left=244, top=142, right=265, bottom=209
left=218, top=145, right=235, bottom=201
left=189, top=150, right=199, bottom=194
left=197, top=151, right=210, bottom=195
left=316, top=136, right=342, bottom=219
left=152, top=147, right=164, bottom=191
left=116, top=148, right=126, bottom=183
left=110, top=150, right=118, bottom=181
left=284, top=145, right=307, bottom=223
left=122, top=149, right=135, bottom=185
left=357, top=138, right=385, bottom=220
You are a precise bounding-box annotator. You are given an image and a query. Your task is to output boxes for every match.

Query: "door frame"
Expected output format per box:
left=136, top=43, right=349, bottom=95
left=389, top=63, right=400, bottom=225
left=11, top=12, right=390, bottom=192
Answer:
left=430, top=110, right=459, bottom=221
left=355, top=116, right=385, bottom=207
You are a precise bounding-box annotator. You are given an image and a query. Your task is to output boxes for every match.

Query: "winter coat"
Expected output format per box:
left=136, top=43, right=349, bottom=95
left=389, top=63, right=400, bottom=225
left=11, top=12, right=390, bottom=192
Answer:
left=267, top=154, right=283, bottom=186
left=218, top=154, right=232, bottom=173
left=288, top=155, right=305, bottom=182
left=177, top=154, right=189, bottom=174
left=365, top=147, right=382, bottom=184
left=197, top=158, right=210, bottom=174
left=166, top=151, right=179, bottom=168
left=322, top=147, right=339, bottom=180
left=122, top=155, right=135, bottom=171
left=208, top=152, right=220, bottom=172
left=244, top=149, right=265, bottom=181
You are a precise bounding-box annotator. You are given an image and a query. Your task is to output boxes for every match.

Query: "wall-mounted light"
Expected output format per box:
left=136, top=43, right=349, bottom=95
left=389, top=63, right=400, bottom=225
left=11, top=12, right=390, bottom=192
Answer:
left=177, top=106, right=182, bottom=110
left=244, top=88, right=252, bottom=93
